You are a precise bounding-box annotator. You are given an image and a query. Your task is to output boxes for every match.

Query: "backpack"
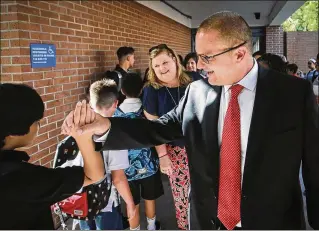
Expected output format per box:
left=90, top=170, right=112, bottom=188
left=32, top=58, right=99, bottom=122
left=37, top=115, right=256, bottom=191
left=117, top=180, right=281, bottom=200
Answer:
left=105, top=70, right=123, bottom=92
left=113, top=107, right=159, bottom=181
left=52, top=136, right=112, bottom=222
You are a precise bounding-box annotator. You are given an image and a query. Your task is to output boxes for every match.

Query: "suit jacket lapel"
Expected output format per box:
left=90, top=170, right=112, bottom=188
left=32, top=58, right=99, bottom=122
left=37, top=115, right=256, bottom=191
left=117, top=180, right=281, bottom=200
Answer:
left=204, top=84, right=222, bottom=197
left=242, top=66, right=274, bottom=190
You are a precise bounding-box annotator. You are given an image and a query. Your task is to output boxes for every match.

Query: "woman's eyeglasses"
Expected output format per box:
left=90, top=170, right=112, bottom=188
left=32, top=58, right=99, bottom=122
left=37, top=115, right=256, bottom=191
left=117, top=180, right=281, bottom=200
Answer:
left=197, top=41, right=247, bottom=64
left=149, top=44, right=170, bottom=54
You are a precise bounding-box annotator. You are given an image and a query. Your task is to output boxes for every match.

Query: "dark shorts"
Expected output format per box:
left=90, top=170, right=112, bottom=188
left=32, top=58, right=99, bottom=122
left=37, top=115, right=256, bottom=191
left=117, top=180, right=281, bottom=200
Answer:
left=129, top=169, right=164, bottom=205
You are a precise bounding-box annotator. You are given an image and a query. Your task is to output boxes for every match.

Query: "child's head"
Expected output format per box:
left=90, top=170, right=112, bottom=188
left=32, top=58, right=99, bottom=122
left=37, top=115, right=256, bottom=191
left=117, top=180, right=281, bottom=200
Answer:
left=89, top=79, right=118, bottom=117
left=121, top=73, right=144, bottom=98
left=0, top=83, right=44, bottom=151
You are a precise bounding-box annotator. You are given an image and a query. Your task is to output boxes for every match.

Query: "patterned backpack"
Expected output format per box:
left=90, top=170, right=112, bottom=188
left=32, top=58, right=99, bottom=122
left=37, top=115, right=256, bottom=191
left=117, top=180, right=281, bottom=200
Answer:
left=113, top=107, right=159, bottom=181
left=52, top=136, right=112, bottom=223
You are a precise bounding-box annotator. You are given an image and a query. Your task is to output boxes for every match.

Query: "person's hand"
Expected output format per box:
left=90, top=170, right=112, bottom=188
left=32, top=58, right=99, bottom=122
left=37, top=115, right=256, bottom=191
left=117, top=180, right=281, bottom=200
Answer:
left=68, top=100, right=95, bottom=138
left=159, top=155, right=173, bottom=175
left=76, top=112, right=111, bottom=136
left=61, top=100, right=95, bottom=135
left=126, top=203, right=136, bottom=221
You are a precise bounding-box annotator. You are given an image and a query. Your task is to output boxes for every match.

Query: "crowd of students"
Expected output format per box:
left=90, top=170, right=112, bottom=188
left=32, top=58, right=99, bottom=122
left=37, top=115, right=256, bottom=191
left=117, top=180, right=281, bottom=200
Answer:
left=1, top=37, right=318, bottom=231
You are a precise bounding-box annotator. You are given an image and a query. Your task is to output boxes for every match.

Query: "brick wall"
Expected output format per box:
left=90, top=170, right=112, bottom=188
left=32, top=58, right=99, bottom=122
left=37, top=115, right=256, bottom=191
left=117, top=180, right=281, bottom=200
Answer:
left=286, top=31, right=318, bottom=73
left=1, top=0, right=191, bottom=167
left=266, top=26, right=284, bottom=55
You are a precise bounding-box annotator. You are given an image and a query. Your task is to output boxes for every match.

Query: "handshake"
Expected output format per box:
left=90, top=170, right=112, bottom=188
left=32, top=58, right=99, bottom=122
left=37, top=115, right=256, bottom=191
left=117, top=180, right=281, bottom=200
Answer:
left=61, top=100, right=111, bottom=137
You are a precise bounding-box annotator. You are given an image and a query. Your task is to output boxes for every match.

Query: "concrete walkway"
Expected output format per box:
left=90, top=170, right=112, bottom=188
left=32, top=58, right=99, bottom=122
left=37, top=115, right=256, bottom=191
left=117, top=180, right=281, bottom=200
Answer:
left=61, top=173, right=311, bottom=230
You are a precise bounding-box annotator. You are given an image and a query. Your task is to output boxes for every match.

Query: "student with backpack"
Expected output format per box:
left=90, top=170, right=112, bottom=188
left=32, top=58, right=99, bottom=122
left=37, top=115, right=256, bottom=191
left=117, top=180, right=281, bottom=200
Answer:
left=58, top=79, right=137, bottom=230
left=0, top=83, right=105, bottom=229
left=114, top=73, right=164, bottom=230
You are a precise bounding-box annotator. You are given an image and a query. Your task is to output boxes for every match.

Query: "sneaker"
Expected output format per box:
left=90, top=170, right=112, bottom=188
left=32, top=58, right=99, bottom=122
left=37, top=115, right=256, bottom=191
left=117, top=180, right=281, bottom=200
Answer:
left=147, top=220, right=161, bottom=230
left=155, top=220, right=161, bottom=230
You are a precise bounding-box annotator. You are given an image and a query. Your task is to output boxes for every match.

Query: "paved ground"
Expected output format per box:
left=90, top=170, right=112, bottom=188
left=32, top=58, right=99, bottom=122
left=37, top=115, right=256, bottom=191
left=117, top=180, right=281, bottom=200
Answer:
left=61, top=173, right=311, bottom=230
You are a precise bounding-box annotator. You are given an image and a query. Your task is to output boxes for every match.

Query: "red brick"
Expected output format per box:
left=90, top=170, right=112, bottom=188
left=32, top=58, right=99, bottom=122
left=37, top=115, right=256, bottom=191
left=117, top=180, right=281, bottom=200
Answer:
left=38, top=123, right=57, bottom=135
left=40, top=153, right=56, bottom=165
left=54, top=91, right=71, bottom=100
left=68, top=36, right=81, bottom=43
left=67, top=22, right=81, bottom=30
left=75, top=18, right=87, bottom=25
left=12, top=72, right=43, bottom=81
left=51, top=34, right=67, bottom=41
left=34, top=79, right=53, bottom=88
left=45, top=85, right=63, bottom=94
left=26, top=145, right=39, bottom=155
left=40, top=10, right=59, bottom=19
left=60, top=28, right=75, bottom=35
left=19, top=22, right=41, bottom=31
left=1, top=65, right=21, bottom=73
left=71, top=88, right=85, bottom=95
left=33, top=133, right=49, bottom=145
left=49, top=128, right=61, bottom=138
left=63, top=95, right=78, bottom=104
left=41, top=94, right=55, bottom=103
left=74, top=4, right=88, bottom=13
left=12, top=57, right=30, bottom=65
left=19, top=31, right=30, bottom=39
left=50, top=19, right=66, bottom=28
left=17, top=13, right=29, bottom=22
left=1, top=13, right=18, bottom=21
left=56, top=104, right=72, bottom=114
left=1, top=31, right=19, bottom=39
left=29, top=15, right=50, bottom=25
left=58, top=1, right=74, bottom=9
left=48, top=113, right=65, bottom=124
left=17, top=4, right=40, bottom=15
left=1, top=57, right=11, bottom=65
left=0, top=74, right=12, bottom=82
left=28, top=1, right=49, bottom=10
left=62, top=69, right=77, bottom=76
left=75, top=30, right=88, bottom=37
left=60, top=14, right=74, bottom=23
left=46, top=99, right=62, bottom=109
left=49, top=4, right=67, bottom=14
left=29, top=148, right=50, bottom=163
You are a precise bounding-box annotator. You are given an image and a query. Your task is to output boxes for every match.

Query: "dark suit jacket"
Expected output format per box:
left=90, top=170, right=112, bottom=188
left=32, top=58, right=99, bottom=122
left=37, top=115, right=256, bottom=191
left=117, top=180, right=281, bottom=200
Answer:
left=102, top=66, right=319, bottom=229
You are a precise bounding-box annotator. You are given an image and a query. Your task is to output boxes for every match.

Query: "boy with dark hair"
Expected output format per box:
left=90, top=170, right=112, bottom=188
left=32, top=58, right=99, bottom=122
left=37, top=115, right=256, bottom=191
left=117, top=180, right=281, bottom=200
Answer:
left=115, top=73, right=164, bottom=230
left=77, top=79, right=136, bottom=230
left=287, top=63, right=299, bottom=77
left=0, top=83, right=105, bottom=229
left=105, top=46, right=136, bottom=104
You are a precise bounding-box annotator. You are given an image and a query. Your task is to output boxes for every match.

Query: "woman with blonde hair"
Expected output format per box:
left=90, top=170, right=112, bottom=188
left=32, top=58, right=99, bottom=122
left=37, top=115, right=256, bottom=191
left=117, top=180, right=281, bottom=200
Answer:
left=142, top=44, right=199, bottom=230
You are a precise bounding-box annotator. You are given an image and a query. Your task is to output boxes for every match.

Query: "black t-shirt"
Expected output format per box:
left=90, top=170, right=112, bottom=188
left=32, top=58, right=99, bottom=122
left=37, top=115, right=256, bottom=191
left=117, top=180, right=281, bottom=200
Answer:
left=0, top=150, right=84, bottom=230
left=105, top=65, right=128, bottom=104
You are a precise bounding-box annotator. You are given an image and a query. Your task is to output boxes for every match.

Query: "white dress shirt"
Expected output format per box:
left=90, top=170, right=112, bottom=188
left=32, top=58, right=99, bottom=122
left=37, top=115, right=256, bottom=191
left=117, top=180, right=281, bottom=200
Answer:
left=217, top=60, right=258, bottom=227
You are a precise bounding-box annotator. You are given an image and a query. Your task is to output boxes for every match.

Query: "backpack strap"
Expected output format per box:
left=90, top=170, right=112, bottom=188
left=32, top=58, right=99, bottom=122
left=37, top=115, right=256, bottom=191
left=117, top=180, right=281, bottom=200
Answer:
left=114, top=71, right=123, bottom=92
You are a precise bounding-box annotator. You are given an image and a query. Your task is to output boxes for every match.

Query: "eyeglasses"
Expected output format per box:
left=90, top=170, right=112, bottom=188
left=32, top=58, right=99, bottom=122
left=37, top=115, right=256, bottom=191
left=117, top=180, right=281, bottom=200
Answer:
left=149, top=44, right=171, bottom=54
left=197, top=41, right=247, bottom=64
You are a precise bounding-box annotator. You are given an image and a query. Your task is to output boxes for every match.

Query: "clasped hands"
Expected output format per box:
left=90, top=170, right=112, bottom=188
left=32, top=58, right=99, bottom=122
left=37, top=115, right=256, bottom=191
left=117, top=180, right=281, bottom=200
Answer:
left=61, top=100, right=110, bottom=137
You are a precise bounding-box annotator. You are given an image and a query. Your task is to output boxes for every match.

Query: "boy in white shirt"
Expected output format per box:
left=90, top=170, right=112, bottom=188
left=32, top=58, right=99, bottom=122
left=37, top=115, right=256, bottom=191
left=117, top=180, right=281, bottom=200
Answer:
left=78, top=79, right=136, bottom=230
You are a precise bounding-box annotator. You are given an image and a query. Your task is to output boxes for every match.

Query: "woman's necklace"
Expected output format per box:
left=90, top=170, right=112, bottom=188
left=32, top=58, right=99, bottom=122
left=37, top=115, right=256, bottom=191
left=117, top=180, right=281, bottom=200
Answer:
left=165, top=86, right=180, bottom=106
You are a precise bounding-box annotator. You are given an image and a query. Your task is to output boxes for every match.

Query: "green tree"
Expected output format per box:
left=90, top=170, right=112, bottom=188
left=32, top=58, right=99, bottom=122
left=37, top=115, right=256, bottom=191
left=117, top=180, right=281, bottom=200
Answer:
left=282, top=0, right=318, bottom=31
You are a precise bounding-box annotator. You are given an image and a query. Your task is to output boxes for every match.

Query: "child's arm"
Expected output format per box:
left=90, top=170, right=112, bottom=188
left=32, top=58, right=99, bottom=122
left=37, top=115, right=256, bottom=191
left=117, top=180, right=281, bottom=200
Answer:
left=112, top=169, right=136, bottom=219
left=71, top=101, right=105, bottom=187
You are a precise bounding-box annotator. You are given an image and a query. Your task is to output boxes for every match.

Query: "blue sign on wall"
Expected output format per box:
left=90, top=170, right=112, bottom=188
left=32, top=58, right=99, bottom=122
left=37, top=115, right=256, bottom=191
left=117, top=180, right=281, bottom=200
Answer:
left=30, top=43, right=56, bottom=68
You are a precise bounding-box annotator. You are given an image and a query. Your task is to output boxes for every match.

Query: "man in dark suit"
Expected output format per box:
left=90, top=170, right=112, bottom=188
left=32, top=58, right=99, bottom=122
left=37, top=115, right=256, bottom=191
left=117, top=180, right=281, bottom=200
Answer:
left=62, top=11, right=319, bottom=230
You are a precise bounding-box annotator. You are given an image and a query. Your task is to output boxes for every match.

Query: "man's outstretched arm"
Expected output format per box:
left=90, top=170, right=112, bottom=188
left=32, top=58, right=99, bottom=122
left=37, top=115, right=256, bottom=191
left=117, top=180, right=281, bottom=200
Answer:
left=61, top=86, right=191, bottom=151
left=101, top=86, right=190, bottom=150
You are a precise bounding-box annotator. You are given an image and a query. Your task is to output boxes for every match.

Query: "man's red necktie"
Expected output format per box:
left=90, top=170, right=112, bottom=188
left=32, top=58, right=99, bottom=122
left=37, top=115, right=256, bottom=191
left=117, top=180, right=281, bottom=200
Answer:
left=217, top=84, right=244, bottom=230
